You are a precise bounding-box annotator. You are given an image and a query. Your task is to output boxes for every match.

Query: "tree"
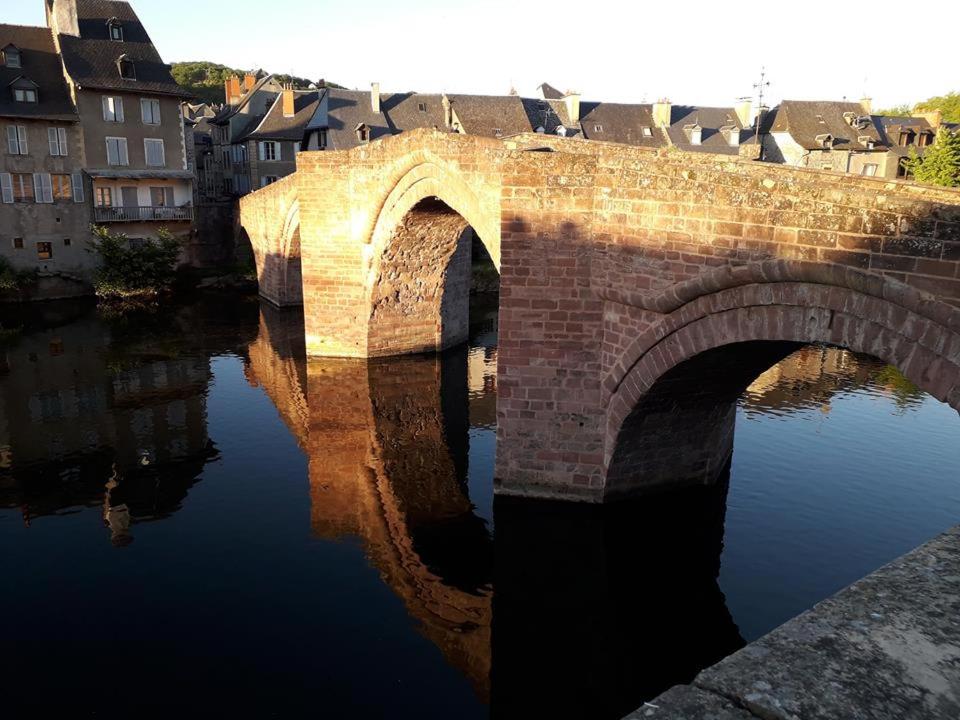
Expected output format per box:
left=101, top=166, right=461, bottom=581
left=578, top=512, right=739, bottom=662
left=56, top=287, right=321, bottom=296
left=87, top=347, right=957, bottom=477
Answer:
left=88, top=226, right=183, bottom=299
left=170, top=61, right=344, bottom=105
left=877, top=91, right=960, bottom=123
left=903, top=128, right=960, bottom=187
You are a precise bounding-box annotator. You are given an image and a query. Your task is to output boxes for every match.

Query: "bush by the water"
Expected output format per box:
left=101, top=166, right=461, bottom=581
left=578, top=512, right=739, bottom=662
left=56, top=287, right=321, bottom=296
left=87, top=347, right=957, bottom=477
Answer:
left=0, top=255, right=36, bottom=292
left=89, top=225, right=182, bottom=299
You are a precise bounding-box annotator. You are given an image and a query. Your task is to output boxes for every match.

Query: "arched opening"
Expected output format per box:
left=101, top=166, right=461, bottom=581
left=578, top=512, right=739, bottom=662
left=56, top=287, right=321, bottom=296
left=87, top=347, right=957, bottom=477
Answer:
left=282, top=225, right=303, bottom=307
left=367, top=197, right=499, bottom=358
left=233, top=227, right=256, bottom=278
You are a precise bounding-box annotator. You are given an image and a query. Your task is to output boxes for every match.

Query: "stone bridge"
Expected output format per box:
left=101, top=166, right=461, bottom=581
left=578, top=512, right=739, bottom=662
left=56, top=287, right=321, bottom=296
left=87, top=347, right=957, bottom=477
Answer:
left=239, top=129, right=960, bottom=502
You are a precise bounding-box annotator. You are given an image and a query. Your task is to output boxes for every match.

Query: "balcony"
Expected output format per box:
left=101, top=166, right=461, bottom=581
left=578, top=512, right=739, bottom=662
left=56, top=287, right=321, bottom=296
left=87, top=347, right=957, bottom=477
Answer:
left=94, top=206, right=194, bottom=223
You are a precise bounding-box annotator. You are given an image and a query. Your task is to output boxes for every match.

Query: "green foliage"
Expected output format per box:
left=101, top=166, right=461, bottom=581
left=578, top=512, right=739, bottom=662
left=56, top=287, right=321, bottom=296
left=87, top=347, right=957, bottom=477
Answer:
left=878, top=91, right=960, bottom=123
left=170, top=61, right=343, bottom=105
left=903, top=128, right=960, bottom=187
left=0, top=255, right=36, bottom=292
left=88, top=225, right=183, bottom=299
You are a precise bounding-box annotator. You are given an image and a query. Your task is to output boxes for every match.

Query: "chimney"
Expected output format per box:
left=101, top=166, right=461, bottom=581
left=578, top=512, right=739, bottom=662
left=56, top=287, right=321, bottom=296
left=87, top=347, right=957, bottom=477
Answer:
left=734, top=98, right=754, bottom=128
left=225, top=76, right=242, bottom=105
left=371, top=82, right=381, bottom=114
left=653, top=98, right=672, bottom=128
left=913, top=109, right=943, bottom=130
left=859, top=96, right=873, bottom=115
left=282, top=85, right=295, bottom=117
left=243, top=73, right=256, bottom=92
left=46, top=0, right=80, bottom=37
left=442, top=94, right=452, bottom=128
left=563, top=92, right=581, bottom=124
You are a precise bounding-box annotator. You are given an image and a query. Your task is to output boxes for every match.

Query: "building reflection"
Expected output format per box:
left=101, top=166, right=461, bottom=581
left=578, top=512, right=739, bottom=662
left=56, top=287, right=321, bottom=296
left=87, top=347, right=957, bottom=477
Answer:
left=0, top=298, right=258, bottom=543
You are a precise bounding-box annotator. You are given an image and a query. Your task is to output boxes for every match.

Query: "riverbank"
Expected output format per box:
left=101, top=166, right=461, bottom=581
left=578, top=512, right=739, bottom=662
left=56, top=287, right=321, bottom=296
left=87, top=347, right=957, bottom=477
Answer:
left=628, top=525, right=960, bottom=719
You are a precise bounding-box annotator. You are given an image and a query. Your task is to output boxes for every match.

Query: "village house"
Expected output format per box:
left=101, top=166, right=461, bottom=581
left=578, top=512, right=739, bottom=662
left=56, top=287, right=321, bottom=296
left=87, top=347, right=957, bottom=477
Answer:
left=46, top=0, right=194, bottom=240
left=760, top=99, right=888, bottom=176
left=0, top=23, right=91, bottom=286
left=238, top=87, right=320, bottom=189
left=871, top=110, right=959, bottom=179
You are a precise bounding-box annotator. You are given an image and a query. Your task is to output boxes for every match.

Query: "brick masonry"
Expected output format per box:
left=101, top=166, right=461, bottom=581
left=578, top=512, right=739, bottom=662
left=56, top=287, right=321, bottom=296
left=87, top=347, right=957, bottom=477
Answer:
left=239, top=129, right=960, bottom=501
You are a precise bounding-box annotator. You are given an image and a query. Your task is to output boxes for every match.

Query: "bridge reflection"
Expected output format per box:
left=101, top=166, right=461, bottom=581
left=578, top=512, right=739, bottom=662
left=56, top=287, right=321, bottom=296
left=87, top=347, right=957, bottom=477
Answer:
left=245, top=304, right=747, bottom=716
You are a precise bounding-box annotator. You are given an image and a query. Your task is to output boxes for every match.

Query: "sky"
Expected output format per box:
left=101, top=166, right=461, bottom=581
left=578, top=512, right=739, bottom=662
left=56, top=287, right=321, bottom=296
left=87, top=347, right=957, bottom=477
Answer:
left=7, top=0, right=958, bottom=109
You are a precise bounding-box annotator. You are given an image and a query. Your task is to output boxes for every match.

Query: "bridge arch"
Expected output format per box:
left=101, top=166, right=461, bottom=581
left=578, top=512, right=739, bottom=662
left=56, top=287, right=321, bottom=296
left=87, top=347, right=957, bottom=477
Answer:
left=603, top=261, right=960, bottom=498
left=364, top=159, right=501, bottom=357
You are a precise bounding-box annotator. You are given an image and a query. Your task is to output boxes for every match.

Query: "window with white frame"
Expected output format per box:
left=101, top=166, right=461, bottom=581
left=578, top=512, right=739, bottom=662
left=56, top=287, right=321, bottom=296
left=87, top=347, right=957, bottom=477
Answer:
left=102, top=96, right=124, bottom=122
left=105, top=137, right=129, bottom=166
left=96, top=186, right=113, bottom=207
left=7, top=125, right=27, bottom=154
left=259, top=141, right=278, bottom=161
left=861, top=164, right=878, bottom=177
left=150, top=186, right=174, bottom=207
left=144, top=138, right=165, bottom=167
left=4, top=46, right=21, bottom=69
left=108, top=21, right=124, bottom=41
left=14, top=87, right=37, bottom=103
left=33, top=173, right=53, bottom=203
left=0, top=173, right=12, bottom=203
left=48, top=127, right=68, bottom=156
left=141, top=98, right=161, bottom=125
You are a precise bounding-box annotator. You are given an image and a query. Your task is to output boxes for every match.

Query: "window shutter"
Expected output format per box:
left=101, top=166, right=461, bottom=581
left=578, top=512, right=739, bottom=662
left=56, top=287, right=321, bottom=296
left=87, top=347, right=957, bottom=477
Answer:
left=141, top=98, right=148, bottom=123
left=275, top=143, right=281, bottom=161
left=39, top=173, right=53, bottom=203
left=119, top=138, right=128, bottom=165
left=16, top=125, right=27, bottom=154
left=115, top=97, right=124, bottom=123
left=33, top=174, right=42, bottom=203
left=7, top=126, right=18, bottom=154
left=58, top=128, right=68, bottom=155
left=106, top=139, right=116, bottom=165
left=102, top=96, right=111, bottom=121
left=164, top=187, right=174, bottom=207
left=71, top=172, right=84, bottom=203
left=0, top=173, right=12, bottom=204
left=258, top=142, right=265, bottom=161
left=49, top=127, right=59, bottom=155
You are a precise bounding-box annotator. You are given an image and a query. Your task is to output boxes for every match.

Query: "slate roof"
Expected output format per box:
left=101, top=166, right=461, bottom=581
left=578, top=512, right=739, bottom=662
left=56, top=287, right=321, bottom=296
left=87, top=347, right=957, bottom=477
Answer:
left=211, top=73, right=277, bottom=124
left=578, top=102, right=666, bottom=147
left=446, top=94, right=534, bottom=137
left=380, top=92, right=447, bottom=134
left=522, top=97, right=569, bottom=135
left=57, top=0, right=189, bottom=97
left=768, top=100, right=884, bottom=151
left=0, top=24, right=77, bottom=121
left=243, top=90, right=321, bottom=142
left=321, top=88, right=392, bottom=150
left=872, top=115, right=938, bottom=158
left=667, top=105, right=755, bottom=155
left=538, top=82, right=563, bottom=100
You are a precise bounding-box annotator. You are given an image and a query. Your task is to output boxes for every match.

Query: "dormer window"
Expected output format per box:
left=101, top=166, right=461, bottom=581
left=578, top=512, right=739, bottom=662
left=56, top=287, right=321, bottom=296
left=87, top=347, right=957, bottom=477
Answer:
left=555, top=126, right=567, bottom=137
left=118, top=55, right=136, bottom=80
left=641, top=126, right=652, bottom=137
left=594, top=124, right=603, bottom=132
left=107, top=19, right=124, bottom=42
left=816, top=114, right=825, bottom=124
left=535, top=125, right=546, bottom=134
left=858, top=135, right=875, bottom=150
left=726, top=126, right=740, bottom=146
left=685, top=123, right=703, bottom=145
left=11, top=78, right=39, bottom=104
left=493, top=128, right=502, bottom=137
left=355, top=123, right=370, bottom=143
left=898, top=130, right=915, bottom=147
left=3, top=45, right=21, bottom=69
left=417, top=102, right=427, bottom=112
left=918, top=131, right=934, bottom=148
left=843, top=111, right=857, bottom=126
left=815, top=133, right=834, bottom=149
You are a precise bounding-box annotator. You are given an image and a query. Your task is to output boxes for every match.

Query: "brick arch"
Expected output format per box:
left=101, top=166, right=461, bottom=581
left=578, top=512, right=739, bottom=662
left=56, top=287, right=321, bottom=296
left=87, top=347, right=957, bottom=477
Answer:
left=365, top=159, right=501, bottom=357
left=604, top=271, right=960, bottom=494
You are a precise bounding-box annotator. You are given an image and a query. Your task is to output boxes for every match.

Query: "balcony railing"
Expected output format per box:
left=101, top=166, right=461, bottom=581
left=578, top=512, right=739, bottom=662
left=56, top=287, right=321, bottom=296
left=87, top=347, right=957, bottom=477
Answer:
left=94, top=206, right=194, bottom=223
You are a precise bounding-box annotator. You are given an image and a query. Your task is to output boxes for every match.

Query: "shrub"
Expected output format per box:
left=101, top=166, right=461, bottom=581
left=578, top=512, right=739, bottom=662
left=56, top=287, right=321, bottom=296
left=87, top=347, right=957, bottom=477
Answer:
left=88, top=225, right=183, bottom=299
left=0, top=255, right=36, bottom=292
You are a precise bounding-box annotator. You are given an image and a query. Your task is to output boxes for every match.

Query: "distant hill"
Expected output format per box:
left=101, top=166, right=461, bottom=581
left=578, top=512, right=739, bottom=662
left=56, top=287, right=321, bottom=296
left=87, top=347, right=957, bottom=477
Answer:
left=171, top=61, right=344, bottom=105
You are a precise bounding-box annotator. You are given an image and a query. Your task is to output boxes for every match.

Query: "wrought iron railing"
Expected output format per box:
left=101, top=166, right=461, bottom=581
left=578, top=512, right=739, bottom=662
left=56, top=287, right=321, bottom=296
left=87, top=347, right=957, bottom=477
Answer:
left=93, top=206, right=194, bottom=223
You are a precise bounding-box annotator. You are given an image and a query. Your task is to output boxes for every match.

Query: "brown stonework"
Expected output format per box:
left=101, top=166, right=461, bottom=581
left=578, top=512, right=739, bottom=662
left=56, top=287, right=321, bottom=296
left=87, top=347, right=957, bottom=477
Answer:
left=239, top=129, right=960, bottom=501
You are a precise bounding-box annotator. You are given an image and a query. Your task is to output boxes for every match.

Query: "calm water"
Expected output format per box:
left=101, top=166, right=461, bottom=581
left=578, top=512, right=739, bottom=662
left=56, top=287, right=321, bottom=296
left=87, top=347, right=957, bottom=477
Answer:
left=1, top=294, right=958, bottom=718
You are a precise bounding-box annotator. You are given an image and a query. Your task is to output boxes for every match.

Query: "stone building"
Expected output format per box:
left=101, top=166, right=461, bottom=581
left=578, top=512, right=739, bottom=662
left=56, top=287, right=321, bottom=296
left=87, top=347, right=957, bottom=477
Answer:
left=46, top=0, right=194, bottom=241
left=236, top=87, right=319, bottom=189
left=0, top=23, right=92, bottom=287
left=761, top=99, right=889, bottom=176
left=872, top=111, right=960, bottom=179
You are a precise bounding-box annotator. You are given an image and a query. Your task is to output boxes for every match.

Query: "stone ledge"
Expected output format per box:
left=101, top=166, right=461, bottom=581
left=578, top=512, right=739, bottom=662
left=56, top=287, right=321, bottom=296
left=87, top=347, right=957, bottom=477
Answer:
left=629, top=525, right=960, bottom=719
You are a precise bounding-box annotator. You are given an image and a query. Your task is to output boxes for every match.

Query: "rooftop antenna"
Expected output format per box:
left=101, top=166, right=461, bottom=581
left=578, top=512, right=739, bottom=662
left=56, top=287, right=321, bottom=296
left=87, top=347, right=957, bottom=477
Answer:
left=752, top=66, right=770, bottom=146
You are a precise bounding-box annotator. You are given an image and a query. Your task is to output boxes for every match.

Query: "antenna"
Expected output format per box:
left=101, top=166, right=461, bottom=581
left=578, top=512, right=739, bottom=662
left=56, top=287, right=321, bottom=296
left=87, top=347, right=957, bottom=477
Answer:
left=752, top=67, right=770, bottom=146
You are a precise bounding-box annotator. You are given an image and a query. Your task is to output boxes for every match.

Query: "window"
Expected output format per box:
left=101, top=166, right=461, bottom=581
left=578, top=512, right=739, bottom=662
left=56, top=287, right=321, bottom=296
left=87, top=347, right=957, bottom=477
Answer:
left=690, top=128, right=702, bottom=145
left=0, top=174, right=11, bottom=203
left=144, top=138, right=165, bottom=167
left=48, top=127, right=68, bottom=156
left=492, top=128, right=502, bottom=137
left=355, top=125, right=370, bottom=143
left=33, top=173, right=54, bottom=203
left=418, top=102, right=427, bottom=112
left=36, top=242, right=53, bottom=261
left=7, top=125, right=28, bottom=154
left=261, top=176, right=278, bottom=187
left=11, top=174, right=34, bottom=203
left=63, top=238, right=72, bottom=247
left=150, top=186, right=174, bottom=207
left=861, top=164, right=878, bottom=177
left=14, top=88, right=37, bottom=103
left=293, top=141, right=301, bottom=154
left=108, top=21, right=124, bottom=41
left=71, top=172, right=84, bottom=203
left=259, top=141, right=278, bottom=161
left=102, top=96, right=124, bottom=122
left=52, top=174, right=72, bottom=200
left=641, top=126, right=652, bottom=137
left=105, top=137, right=129, bottom=166
left=12, top=237, right=23, bottom=249
left=119, top=58, right=136, bottom=80
left=4, top=46, right=21, bottom=69
left=96, top=187, right=113, bottom=207
left=141, top=98, right=161, bottom=125
left=594, top=124, right=603, bottom=132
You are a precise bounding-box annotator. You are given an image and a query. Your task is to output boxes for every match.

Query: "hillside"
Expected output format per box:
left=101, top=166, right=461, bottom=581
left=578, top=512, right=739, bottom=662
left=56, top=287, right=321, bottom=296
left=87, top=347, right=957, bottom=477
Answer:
left=171, top=61, right=343, bottom=105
